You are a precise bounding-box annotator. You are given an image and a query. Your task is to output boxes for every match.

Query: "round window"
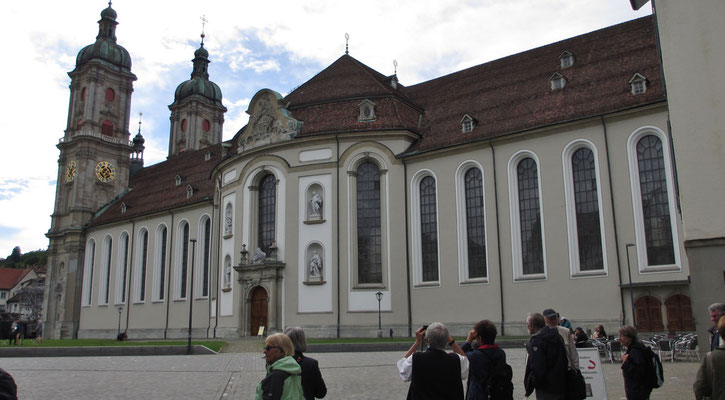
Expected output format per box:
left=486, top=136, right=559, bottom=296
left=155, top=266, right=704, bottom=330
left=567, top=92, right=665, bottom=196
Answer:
left=203, top=119, right=211, bottom=132
left=105, top=88, right=115, bottom=102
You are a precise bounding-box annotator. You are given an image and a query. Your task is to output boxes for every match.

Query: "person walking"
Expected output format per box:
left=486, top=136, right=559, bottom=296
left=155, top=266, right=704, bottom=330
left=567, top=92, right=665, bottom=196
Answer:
left=34, top=318, right=44, bottom=344
left=284, top=327, right=326, bottom=400
left=694, top=316, right=725, bottom=400
left=618, top=325, right=652, bottom=400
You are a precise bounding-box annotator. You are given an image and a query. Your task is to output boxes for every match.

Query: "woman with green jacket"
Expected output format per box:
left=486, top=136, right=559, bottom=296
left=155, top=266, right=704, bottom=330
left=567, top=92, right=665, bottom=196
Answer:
left=256, top=333, right=305, bottom=400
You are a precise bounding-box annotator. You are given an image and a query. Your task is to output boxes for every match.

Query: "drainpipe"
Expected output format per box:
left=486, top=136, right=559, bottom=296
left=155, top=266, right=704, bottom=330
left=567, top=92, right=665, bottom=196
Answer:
left=213, top=176, right=222, bottom=338
left=125, top=220, right=135, bottom=334
left=164, top=211, right=175, bottom=338
left=403, top=158, right=412, bottom=337
left=601, top=116, right=626, bottom=326
left=335, top=135, right=341, bottom=338
left=488, top=142, right=505, bottom=336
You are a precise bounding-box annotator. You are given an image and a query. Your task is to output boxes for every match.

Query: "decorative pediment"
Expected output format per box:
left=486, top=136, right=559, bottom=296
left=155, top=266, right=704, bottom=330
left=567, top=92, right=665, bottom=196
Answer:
left=238, top=89, right=302, bottom=152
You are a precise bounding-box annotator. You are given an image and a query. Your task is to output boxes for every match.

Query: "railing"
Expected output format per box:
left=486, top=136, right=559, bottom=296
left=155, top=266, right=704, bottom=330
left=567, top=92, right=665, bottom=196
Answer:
left=59, top=129, right=132, bottom=146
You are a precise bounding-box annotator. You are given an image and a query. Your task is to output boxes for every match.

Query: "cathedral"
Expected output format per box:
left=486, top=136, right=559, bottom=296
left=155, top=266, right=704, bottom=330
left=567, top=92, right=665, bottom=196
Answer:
left=42, top=4, right=695, bottom=339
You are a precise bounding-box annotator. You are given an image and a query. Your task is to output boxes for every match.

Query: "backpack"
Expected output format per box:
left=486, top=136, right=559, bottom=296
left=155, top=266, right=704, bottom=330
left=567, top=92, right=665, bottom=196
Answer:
left=644, top=346, right=664, bottom=389
left=481, top=350, right=514, bottom=400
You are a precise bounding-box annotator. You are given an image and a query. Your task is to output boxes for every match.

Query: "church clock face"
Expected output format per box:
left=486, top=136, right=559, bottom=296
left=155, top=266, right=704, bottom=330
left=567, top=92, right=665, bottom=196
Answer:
left=65, top=160, right=77, bottom=182
left=95, top=161, right=116, bottom=183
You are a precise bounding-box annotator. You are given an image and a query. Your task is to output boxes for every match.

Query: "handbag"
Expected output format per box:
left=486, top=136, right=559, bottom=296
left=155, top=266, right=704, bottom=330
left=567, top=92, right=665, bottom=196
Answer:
left=565, top=366, right=586, bottom=400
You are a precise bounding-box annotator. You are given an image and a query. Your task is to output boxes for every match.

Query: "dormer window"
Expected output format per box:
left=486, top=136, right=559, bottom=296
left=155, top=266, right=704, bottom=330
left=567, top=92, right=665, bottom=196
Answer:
left=186, top=185, right=194, bottom=198
left=205, top=151, right=212, bottom=161
left=389, top=75, right=399, bottom=89
left=460, top=115, right=476, bottom=133
left=358, top=99, right=376, bottom=122
left=121, top=202, right=127, bottom=214
left=175, top=175, right=183, bottom=186
left=629, top=73, right=648, bottom=95
left=560, top=51, right=575, bottom=68
left=550, top=73, right=567, bottom=90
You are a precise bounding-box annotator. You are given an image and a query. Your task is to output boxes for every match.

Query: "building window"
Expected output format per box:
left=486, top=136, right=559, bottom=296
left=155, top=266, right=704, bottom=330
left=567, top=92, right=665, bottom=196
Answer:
left=101, top=120, right=114, bottom=136
left=154, top=225, right=167, bottom=301
left=509, top=153, right=546, bottom=280
left=630, top=73, right=648, bottom=95
left=198, top=217, right=211, bottom=298
left=420, top=176, right=439, bottom=282
left=116, top=232, right=129, bottom=304
left=175, top=175, right=182, bottom=186
left=560, top=51, right=575, bottom=68
left=186, top=185, right=194, bottom=198
left=135, top=229, right=148, bottom=302
left=105, top=88, right=115, bottom=102
left=99, top=236, right=112, bottom=305
left=358, top=99, right=376, bottom=122
left=563, top=142, right=607, bottom=276
left=461, top=115, right=475, bottom=133
left=203, top=119, right=211, bottom=132
left=82, top=239, right=96, bottom=306
left=357, top=162, right=382, bottom=284
left=177, top=222, right=190, bottom=299
left=636, top=135, right=676, bottom=266
left=258, top=174, right=276, bottom=254
left=550, top=73, right=567, bottom=90
left=464, top=167, right=487, bottom=279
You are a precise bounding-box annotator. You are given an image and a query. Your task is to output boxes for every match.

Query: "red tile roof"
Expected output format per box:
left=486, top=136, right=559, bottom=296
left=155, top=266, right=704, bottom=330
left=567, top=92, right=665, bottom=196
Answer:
left=88, top=146, right=221, bottom=227
left=0, top=267, right=33, bottom=290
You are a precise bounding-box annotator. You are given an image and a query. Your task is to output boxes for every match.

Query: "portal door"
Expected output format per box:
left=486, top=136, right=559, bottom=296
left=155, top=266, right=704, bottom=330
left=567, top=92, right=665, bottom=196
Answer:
left=665, top=294, right=695, bottom=331
left=635, top=296, right=664, bottom=332
left=250, top=286, right=269, bottom=336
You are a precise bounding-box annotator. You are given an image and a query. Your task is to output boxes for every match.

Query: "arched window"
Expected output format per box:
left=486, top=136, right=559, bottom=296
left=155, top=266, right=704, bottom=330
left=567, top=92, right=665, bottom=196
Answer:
left=419, top=176, right=439, bottom=282
left=116, top=232, right=129, bottom=304
left=509, top=153, right=546, bottom=280
left=357, top=162, right=382, bottom=284
left=99, top=236, right=112, bottom=305
left=563, top=142, right=606, bottom=276
left=177, top=222, right=190, bottom=299
left=628, top=128, right=680, bottom=272
left=636, top=135, right=675, bottom=266
left=135, top=229, right=148, bottom=302
left=82, top=239, right=96, bottom=306
left=464, top=167, right=487, bottom=279
left=154, top=225, right=168, bottom=301
left=258, top=174, right=276, bottom=254
left=198, top=217, right=211, bottom=297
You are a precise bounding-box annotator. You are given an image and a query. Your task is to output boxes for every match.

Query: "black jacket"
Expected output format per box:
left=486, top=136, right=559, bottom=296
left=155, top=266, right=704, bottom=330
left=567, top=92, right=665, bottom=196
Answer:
left=461, top=342, right=507, bottom=400
left=407, top=348, right=464, bottom=400
left=524, top=327, right=568, bottom=397
left=621, top=340, right=652, bottom=400
left=294, top=351, right=327, bottom=400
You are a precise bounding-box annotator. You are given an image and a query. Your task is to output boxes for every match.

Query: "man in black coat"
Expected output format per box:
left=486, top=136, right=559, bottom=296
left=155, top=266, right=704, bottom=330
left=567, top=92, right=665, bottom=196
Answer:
left=524, top=313, right=568, bottom=400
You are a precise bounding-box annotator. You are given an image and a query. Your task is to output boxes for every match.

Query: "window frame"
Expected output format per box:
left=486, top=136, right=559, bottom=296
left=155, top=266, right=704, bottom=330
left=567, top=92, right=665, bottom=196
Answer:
left=115, top=231, right=129, bottom=304
left=133, top=228, right=149, bottom=303
left=455, top=161, right=489, bottom=284
left=508, top=151, right=547, bottom=281
left=175, top=221, right=190, bottom=300
left=562, top=140, right=608, bottom=278
left=410, top=169, right=441, bottom=287
left=627, top=126, right=681, bottom=273
left=82, top=238, right=96, bottom=307
left=153, top=224, right=168, bottom=302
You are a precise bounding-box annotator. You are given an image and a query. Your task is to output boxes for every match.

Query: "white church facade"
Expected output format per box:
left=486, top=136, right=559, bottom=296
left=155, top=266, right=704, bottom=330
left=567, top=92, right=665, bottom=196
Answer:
left=43, top=5, right=695, bottom=339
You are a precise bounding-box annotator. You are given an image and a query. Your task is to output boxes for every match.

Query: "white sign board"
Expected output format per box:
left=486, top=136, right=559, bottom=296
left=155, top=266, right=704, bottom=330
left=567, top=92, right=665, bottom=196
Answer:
left=577, top=348, right=607, bottom=400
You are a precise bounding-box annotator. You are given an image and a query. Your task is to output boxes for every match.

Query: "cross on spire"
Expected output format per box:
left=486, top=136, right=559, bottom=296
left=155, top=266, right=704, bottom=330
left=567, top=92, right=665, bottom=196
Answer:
left=200, top=15, right=208, bottom=45
left=345, top=33, right=350, bottom=55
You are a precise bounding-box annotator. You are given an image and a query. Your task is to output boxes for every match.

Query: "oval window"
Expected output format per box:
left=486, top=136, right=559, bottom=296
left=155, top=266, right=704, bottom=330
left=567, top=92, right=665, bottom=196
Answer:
left=81, top=87, right=87, bottom=102
left=181, top=119, right=187, bottom=132
left=105, top=88, right=115, bottom=102
left=202, top=119, right=211, bottom=132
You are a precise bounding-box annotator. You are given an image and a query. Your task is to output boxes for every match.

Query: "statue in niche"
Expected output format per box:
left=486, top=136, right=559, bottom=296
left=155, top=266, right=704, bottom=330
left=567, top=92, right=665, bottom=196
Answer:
left=252, top=247, right=266, bottom=264
left=309, top=191, right=322, bottom=218
left=224, top=264, right=232, bottom=287
left=309, top=250, right=322, bottom=278
left=224, top=206, right=233, bottom=236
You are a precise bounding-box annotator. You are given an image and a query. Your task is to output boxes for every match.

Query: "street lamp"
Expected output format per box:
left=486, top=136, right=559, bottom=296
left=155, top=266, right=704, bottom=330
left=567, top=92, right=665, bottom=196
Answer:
left=117, top=306, right=123, bottom=335
left=187, top=238, right=197, bottom=354
left=625, top=243, right=637, bottom=328
left=376, top=291, right=383, bottom=338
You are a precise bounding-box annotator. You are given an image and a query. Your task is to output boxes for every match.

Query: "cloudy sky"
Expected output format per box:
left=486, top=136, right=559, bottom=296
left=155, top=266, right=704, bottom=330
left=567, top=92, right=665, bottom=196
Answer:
left=0, top=0, right=651, bottom=259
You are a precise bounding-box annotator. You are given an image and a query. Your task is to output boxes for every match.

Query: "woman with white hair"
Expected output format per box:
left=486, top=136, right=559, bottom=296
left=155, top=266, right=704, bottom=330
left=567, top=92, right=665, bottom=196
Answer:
left=285, top=327, right=327, bottom=400
left=397, top=322, right=469, bottom=400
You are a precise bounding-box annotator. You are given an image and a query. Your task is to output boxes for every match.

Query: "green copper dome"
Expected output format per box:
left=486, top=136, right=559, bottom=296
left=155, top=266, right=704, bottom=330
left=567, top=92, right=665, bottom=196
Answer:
left=75, top=4, right=132, bottom=71
left=173, top=43, right=223, bottom=104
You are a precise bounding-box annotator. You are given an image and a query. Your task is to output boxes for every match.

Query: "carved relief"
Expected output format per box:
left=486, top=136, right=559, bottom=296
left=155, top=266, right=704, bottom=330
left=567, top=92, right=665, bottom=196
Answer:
left=238, top=89, right=302, bottom=152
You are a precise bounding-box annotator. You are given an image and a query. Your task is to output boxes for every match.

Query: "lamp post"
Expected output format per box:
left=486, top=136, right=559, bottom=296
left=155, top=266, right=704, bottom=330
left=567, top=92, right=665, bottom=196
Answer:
left=625, top=243, right=637, bottom=328
left=376, top=291, right=383, bottom=338
left=187, top=238, right=197, bottom=354
left=117, top=306, right=123, bottom=335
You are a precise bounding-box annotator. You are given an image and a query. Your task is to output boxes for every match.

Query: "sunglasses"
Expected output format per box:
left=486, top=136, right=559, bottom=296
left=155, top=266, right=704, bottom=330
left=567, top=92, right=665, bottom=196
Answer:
left=264, top=345, right=281, bottom=351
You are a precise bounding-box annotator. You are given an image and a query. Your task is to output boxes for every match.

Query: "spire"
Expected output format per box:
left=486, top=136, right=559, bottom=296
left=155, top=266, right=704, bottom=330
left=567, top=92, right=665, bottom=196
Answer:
left=97, top=1, right=119, bottom=42
left=191, top=16, right=210, bottom=80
